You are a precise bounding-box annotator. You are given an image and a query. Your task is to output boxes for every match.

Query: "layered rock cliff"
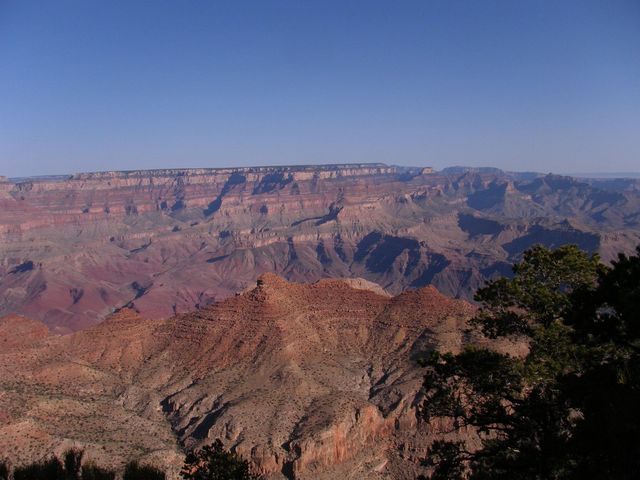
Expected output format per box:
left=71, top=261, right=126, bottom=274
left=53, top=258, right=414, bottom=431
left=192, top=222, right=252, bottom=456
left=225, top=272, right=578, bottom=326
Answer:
left=1, top=164, right=639, bottom=333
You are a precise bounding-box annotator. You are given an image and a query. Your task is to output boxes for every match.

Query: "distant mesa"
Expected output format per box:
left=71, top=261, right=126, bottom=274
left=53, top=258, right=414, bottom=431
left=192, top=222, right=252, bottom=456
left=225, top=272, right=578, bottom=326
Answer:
left=0, top=162, right=638, bottom=333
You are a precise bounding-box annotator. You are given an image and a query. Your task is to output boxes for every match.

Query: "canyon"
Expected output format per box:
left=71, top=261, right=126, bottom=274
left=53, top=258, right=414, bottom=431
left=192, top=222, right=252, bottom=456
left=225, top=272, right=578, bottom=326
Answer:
left=1, top=164, right=639, bottom=333
left=1, top=163, right=639, bottom=478
left=0, top=274, right=524, bottom=479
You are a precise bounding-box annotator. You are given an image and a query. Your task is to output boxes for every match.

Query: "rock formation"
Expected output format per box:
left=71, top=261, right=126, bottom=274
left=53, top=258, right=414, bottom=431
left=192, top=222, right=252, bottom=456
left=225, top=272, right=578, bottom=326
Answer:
left=1, top=164, right=639, bottom=333
left=0, top=275, right=527, bottom=479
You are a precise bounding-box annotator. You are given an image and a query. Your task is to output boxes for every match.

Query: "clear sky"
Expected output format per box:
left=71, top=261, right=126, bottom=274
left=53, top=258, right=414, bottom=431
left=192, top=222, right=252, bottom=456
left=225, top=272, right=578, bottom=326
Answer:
left=1, top=1, right=639, bottom=177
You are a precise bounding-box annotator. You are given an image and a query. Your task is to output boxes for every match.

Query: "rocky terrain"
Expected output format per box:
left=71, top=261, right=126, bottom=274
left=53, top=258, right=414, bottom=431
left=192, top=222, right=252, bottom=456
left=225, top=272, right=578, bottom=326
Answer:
left=1, top=163, right=640, bottom=333
left=0, top=274, right=525, bottom=479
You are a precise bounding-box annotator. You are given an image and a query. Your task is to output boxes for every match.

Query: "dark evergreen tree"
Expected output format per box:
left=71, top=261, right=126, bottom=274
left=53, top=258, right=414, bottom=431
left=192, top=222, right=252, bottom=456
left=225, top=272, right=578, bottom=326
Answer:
left=4, top=451, right=117, bottom=480
left=14, top=456, right=64, bottom=480
left=64, top=449, right=83, bottom=480
left=419, top=244, right=640, bottom=479
left=123, top=460, right=166, bottom=480
left=81, top=462, right=116, bottom=480
left=0, top=460, right=8, bottom=480
left=180, top=439, right=262, bottom=480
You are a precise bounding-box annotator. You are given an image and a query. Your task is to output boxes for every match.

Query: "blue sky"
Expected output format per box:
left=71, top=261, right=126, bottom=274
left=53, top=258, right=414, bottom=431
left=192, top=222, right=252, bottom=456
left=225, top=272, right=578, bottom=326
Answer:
left=1, top=1, right=639, bottom=177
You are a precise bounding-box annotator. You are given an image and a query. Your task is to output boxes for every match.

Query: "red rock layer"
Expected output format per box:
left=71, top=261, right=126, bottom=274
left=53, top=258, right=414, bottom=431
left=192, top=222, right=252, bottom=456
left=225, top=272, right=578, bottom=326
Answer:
left=0, top=275, right=494, bottom=479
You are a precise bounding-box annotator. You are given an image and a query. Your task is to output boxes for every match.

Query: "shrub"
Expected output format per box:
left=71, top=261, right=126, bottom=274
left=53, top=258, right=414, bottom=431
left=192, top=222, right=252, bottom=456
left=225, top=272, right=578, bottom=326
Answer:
left=8, top=450, right=117, bottom=480
left=64, top=448, right=84, bottom=480
left=123, top=460, right=166, bottom=480
left=81, top=462, right=116, bottom=480
left=180, top=439, right=262, bottom=480
left=14, top=456, right=64, bottom=480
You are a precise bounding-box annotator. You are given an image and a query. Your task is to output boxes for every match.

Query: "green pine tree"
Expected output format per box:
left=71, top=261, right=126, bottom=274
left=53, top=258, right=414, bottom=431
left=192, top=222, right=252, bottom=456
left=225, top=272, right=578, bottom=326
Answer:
left=180, top=440, right=262, bottom=480
left=419, top=244, right=640, bottom=479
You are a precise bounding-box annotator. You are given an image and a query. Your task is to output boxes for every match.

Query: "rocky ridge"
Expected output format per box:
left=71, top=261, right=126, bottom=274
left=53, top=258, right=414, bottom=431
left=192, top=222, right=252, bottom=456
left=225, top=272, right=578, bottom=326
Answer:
left=0, top=275, right=527, bottom=479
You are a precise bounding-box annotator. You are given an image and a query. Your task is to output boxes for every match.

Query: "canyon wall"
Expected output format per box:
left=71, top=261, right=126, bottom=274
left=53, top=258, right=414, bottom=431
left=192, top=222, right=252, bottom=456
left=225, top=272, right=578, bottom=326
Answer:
left=1, top=164, right=639, bottom=333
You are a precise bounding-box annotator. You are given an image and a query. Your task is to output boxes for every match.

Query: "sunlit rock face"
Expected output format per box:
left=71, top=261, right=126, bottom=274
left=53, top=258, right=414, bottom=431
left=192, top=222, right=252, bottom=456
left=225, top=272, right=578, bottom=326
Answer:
left=1, top=164, right=639, bottom=333
left=0, top=275, right=528, bottom=479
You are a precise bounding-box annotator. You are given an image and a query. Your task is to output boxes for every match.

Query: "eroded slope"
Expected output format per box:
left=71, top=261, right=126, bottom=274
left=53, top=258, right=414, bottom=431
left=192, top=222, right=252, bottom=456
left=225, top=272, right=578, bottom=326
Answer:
left=0, top=275, right=516, bottom=479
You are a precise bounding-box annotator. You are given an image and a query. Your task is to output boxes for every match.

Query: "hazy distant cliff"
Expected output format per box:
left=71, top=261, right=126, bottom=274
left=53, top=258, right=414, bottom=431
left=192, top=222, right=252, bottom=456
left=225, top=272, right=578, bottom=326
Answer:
left=1, top=163, right=639, bottom=333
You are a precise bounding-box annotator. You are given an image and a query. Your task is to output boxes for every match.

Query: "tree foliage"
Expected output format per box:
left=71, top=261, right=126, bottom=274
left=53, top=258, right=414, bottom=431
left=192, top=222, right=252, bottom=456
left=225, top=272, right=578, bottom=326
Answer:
left=471, top=244, right=602, bottom=337
left=180, top=439, right=262, bottom=480
left=13, top=455, right=64, bottom=480
left=123, top=460, right=166, bottom=480
left=64, top=448, right=84, bottom=480
left=7, top=450, right=115, bottom=480
left=0, top=460, right=8, bottom=480
left=420, top=244, right=640, bottom=479
left=80, top=463, right=116, bottom=480
left=0, top=443, right=261, bottom=480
